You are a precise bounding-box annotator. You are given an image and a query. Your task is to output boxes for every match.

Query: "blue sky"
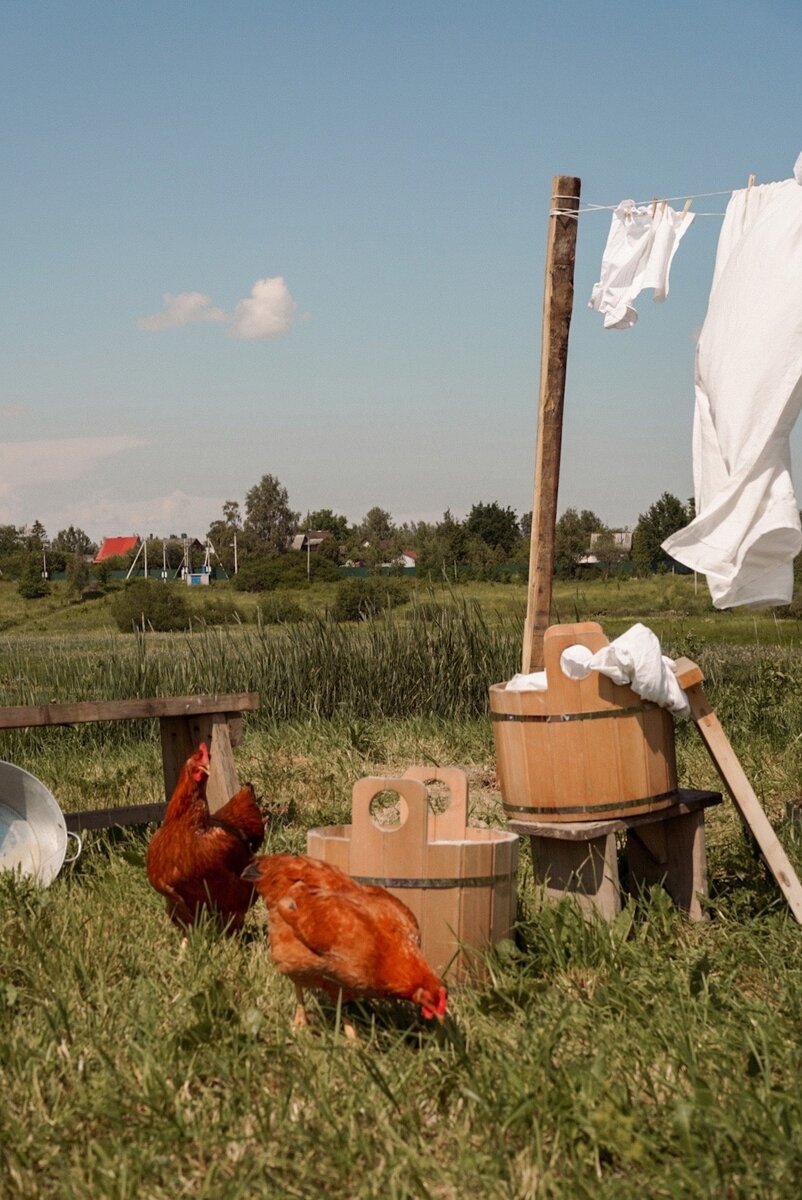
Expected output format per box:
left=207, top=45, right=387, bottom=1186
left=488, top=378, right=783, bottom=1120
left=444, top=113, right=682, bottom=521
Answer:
left=3, top=1, right=802, bottom=542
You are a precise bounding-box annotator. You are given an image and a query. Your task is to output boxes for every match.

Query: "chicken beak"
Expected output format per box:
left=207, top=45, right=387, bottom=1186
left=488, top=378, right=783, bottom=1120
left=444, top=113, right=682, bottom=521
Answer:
left=240, top=862, right=261, bottom=882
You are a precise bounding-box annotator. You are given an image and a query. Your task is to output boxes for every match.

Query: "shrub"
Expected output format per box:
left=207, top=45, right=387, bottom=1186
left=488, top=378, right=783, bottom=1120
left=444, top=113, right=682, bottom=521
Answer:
left=17, top=557, right=49, bottom=599
left=194, top=594, right=246, bottom=626
left=111, top=580, right=190, bottom=632
left=257, top=596, right=306, bottom=624
left=233, top=553, right=340, bottom=593
left=331, top=577, right=412, bottom=621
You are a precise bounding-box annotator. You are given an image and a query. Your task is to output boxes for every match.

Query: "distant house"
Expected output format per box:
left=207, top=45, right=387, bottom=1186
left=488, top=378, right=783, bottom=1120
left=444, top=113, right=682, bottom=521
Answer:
left=590, top=529, right=633, bottom=553
left=398, top=549, right=417, bottom=569
left=290, top=530, right=333, bottom=553
left=93, top=536, right=139, bottom=563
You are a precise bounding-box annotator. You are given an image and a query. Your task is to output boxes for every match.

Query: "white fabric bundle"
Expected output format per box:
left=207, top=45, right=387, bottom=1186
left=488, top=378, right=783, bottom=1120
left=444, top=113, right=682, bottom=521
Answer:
left=505, top=623, right=689, bottom=717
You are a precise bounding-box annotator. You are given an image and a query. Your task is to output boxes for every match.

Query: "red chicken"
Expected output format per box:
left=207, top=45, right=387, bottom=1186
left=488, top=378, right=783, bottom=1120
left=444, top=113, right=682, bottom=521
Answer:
left=146, top=742, right=265, bottom=932
left=241, top=854, right=447, bottom=1035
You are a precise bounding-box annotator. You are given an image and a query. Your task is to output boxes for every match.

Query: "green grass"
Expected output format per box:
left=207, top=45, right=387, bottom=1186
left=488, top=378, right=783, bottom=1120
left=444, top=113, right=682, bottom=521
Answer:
left=3, top=593, right=802, bottom=1195
left=2, top=713, right=802, bottom=1198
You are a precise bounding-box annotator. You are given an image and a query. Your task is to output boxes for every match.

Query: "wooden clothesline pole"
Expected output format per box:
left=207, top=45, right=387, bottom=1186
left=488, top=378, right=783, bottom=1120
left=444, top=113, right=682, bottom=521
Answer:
left=521, top=174, right=581, bottom=674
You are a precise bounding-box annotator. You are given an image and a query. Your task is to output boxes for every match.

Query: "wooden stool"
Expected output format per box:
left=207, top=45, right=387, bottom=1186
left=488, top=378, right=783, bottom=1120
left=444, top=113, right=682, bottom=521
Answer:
left=507, top=787, right=722, bottom=922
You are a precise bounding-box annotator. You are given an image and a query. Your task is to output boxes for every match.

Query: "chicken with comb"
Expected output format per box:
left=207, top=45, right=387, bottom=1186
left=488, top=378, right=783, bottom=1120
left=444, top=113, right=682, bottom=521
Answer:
left=242, top=854, right=447, bottom=1036
left=146, top=742, right=265, bottom=932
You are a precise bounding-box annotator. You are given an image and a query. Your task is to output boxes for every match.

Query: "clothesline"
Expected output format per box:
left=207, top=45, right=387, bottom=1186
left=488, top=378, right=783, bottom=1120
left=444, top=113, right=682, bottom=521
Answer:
left=550, top=187, right=742, bottom=218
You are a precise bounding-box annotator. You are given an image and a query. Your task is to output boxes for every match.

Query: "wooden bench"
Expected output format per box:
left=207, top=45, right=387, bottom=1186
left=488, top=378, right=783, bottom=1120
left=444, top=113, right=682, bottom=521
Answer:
left=0, top=693, right=260, bottom=833
left=508, top=788, right=722, bottom=922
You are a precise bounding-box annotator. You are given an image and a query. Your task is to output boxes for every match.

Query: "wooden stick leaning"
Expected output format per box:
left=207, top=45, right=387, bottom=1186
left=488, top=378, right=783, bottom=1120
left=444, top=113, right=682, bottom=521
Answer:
left=673, top=657, right=802, bottom=925
left=522, top=174, right=581, bottom=673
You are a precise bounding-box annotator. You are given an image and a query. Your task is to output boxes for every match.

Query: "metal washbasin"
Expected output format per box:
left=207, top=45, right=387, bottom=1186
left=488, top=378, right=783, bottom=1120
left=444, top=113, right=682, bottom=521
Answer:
left=0, top=761, right=81, bottom=886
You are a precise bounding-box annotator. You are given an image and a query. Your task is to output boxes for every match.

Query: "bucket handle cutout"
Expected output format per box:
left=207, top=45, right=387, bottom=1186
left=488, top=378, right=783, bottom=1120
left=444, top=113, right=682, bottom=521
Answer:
left=64, top=831, right=82, bottom=864
left=402, top=766, right=468, bottom=839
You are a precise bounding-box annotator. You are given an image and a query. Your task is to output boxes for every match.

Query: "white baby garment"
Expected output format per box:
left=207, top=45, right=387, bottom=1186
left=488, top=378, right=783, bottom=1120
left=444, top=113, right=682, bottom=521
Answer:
left=589, top=200, right=695, bottom=329
left=663, top=180, right=802, bottom=608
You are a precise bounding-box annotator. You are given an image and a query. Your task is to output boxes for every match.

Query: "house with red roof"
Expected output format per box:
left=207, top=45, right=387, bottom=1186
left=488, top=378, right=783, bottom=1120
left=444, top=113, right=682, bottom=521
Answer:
left=93, top=536, right=139, bottom=563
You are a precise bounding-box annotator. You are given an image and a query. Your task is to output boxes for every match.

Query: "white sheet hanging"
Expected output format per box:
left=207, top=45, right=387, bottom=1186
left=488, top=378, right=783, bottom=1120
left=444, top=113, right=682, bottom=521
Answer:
left=589, top=200, right=695, bottom=329
left=663, top=179, right=802, bottom=608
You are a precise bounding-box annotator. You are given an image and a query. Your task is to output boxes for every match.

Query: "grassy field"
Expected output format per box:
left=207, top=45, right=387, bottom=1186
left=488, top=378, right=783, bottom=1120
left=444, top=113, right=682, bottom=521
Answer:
left=2, top=584, right=802, bottom=1197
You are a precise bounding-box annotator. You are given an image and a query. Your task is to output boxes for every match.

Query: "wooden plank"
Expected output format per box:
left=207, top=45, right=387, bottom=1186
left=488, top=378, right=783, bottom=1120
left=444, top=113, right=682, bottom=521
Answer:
left=530, top=831, right=621, bottom=921
left=522, top=174, right=581, bottom=673
left=65, top=802, right=166, bottom=832
left=627, top=807, right=710, bottom=921
left=0, top=692, right=260, bottom=730
left=206, top=717, right=240, bottom=814
left=673, top=658, right=802, bottom=925
left=159, top=715, right=198, bottom=802
left=506, top=788, right=721, bottom=841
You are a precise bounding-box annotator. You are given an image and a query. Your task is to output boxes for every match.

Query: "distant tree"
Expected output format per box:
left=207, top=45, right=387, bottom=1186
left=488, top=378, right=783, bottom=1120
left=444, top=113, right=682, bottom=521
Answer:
left=66, top=552, right=91, bottom=597
left=207, top=500, right=250, bottom=573
left=632, top=492, right=691, bottom=574
left=25, top=520, right=48, bottom=551
left=0, top=525, right=23, bottom=556
left=414, top=510, right=472, bottom=578
left=359, top=506, right=394, bottom=545
left=304, top=509, right=351, bottom=543
left=554, top=508, right=605, bottom=578
left=520, top=511, right=532, bottom=541
left=465, top=502, right=519, bottom=556
left=51, top=526, right=97, bottom=556
left=244, top=474, right=299, bottom=556
left=222, top=499, right=242, bottom=529
left=17, top=555, right=49, bottom=599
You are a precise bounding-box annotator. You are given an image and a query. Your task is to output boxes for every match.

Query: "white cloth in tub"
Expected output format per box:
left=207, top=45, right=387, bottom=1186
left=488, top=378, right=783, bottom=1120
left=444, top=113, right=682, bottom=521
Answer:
left=505, top=623, right=690, bottom=718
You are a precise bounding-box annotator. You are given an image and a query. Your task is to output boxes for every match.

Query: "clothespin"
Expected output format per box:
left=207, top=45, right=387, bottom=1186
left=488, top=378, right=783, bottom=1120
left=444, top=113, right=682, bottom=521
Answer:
left=650, top=196, right=658, bottom=217
left=747, top=173, right=756, bottom=193
left=681, top=197, right=693, bottom=216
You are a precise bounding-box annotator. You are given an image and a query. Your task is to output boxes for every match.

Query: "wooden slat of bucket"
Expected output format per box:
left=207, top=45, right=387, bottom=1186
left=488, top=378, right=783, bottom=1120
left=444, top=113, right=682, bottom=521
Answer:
left=424, top=840, right=464, bottom=978
left=491, top=836, right=518, bottom=944
left=402, top=766, right=468, bottom=841
left=306, top=826, right=350, bottom=873
left=458, top=834, right=491, bottom=977
left=544, top=623, right=621, bottom=817
left=402, top=766, right=473, bottom=976
left=350, top=776, right=429, bottom=928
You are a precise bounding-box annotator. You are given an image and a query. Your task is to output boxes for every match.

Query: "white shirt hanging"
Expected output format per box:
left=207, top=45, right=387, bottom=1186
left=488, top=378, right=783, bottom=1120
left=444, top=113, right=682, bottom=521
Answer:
left=663, top=179, right=802, bottom=608
left=589, top=200, right=695, bottom=329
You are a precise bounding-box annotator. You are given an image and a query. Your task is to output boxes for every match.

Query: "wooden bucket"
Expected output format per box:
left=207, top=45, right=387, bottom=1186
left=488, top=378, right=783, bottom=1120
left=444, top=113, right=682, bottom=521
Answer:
left=489, top=622, right=678, bottom=823
left=306, top=767, right=519, bottom=981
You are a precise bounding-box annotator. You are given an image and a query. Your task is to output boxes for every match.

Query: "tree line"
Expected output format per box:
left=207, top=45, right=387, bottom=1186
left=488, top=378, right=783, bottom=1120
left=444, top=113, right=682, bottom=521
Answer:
left=0, top=473, right=697, bottom=598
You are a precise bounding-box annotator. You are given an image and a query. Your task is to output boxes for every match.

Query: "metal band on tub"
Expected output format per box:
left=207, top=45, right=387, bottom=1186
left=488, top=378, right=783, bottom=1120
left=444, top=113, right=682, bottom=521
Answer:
left=490, top=702, right=655, bottom=723
left=352, top=875, right=501, bottom=889
left=502, top=789, right=677, bottom=816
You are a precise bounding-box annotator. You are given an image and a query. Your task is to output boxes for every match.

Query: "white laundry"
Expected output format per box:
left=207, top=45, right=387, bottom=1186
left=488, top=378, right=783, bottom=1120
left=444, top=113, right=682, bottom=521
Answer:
left=589, top=200, right=695, bottom=329
left=662, top=179, right=802, bottom=608
left=505, top=670, right=547, bottom=692
left=505, top=624, right=690, bottom=717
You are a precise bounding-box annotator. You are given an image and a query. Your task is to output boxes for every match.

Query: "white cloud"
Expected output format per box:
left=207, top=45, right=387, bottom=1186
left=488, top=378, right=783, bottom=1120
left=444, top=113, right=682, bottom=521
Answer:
left=0, top=436, right=149, bottom=529
left=58, top=488, right=226, bottom=542
left=228, top=276, right=297, bottom=340
left=137, top=292, right=227, bottom=331
left=0, top=436, right=146, bottom=490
